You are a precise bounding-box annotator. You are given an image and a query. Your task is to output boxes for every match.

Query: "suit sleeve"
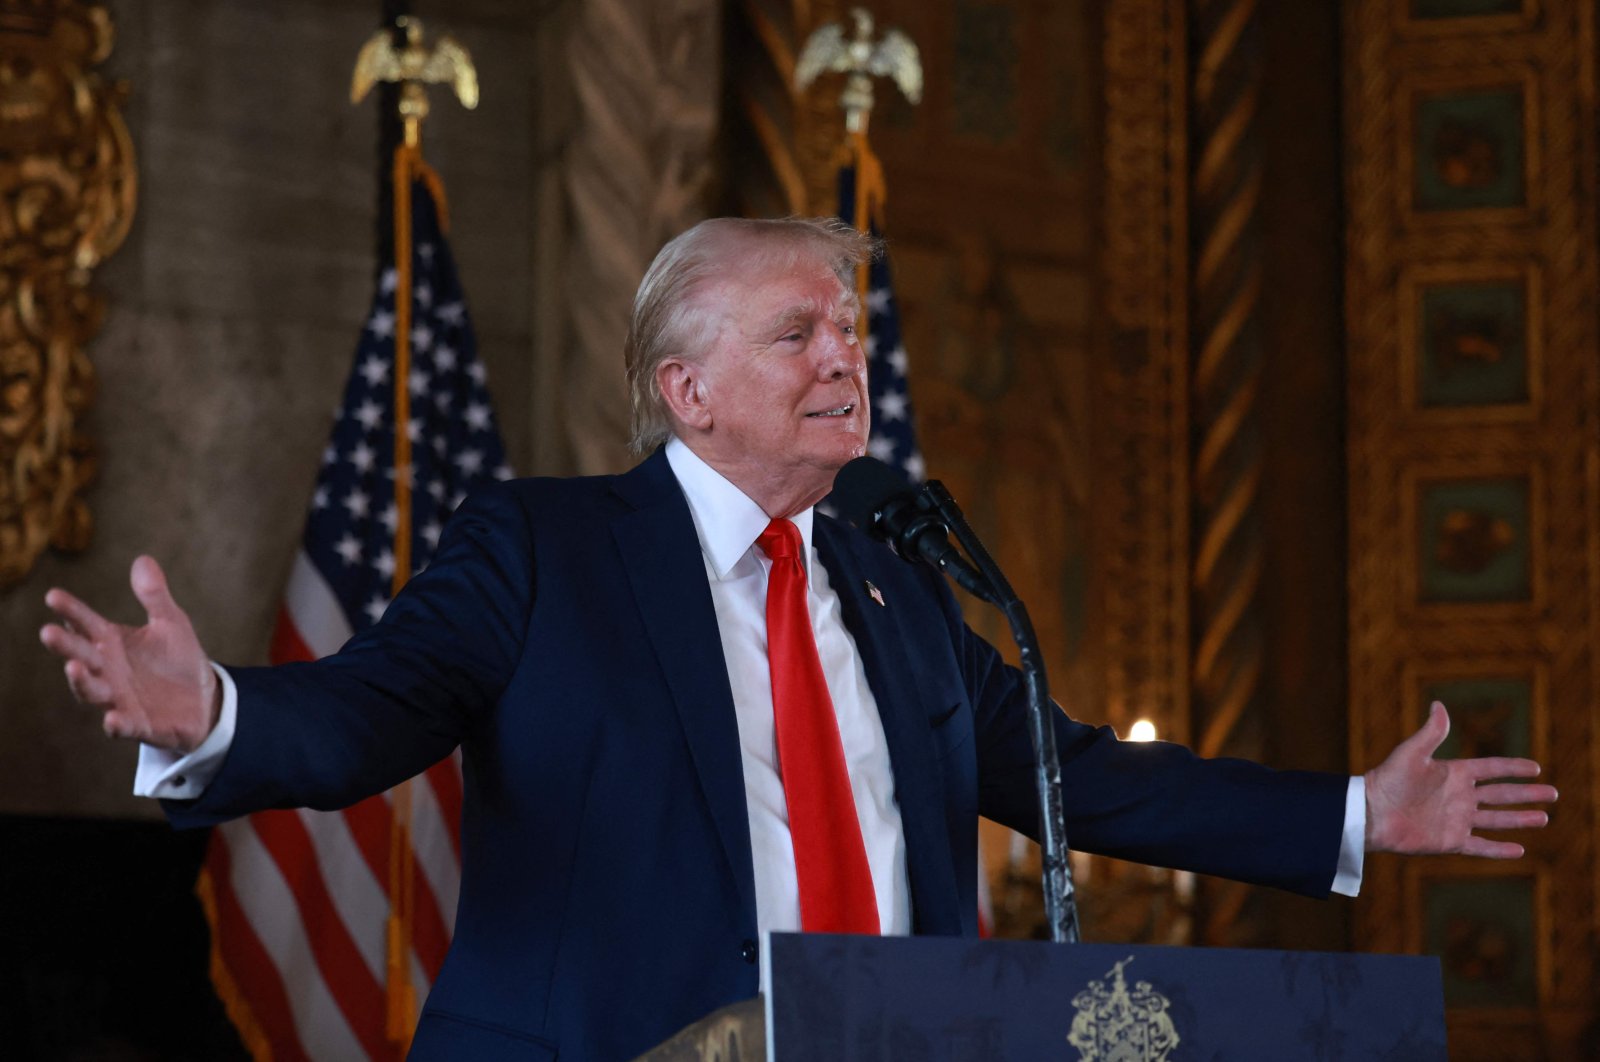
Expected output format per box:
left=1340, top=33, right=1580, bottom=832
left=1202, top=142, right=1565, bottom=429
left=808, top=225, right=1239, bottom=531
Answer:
left=944, top=594, right=1348, bottom=898
left=164, top=483, right=535, bottom=827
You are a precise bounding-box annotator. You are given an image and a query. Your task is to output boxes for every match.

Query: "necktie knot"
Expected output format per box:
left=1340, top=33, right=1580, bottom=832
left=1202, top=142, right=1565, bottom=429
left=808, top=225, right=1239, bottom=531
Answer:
left=757, top=518, right=803, bottom=563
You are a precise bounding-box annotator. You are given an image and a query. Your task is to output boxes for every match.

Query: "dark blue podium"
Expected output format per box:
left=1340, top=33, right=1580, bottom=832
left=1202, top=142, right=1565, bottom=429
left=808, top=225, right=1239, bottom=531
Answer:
left=635, top=934, right=1447, bottom=1060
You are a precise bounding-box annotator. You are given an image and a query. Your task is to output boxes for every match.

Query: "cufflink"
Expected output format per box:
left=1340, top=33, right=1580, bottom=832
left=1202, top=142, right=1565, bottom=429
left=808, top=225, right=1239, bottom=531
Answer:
left=865, top=580, right=885, bottom=607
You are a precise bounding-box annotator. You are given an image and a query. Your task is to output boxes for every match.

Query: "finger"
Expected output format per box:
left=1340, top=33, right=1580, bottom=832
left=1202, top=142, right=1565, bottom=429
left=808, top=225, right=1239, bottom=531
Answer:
left=1476, top=782, right=1559, bottom=806
left=1473, top=808, right=1549, bottom=831
left=1401, top=701, right=1451, bottom=758
left=39, top=623, right=106, bottom=670
left=1462, top=757, right=1542, bottom=781
left=43, top=588, right=113, bottom=639
left=102, top=710, right=144, bottom=740
left=130, top=555, right=183, bottom=624
left=1459, top=836, right=1525, bottom=859
left=64, top=659, right=113, bottom=704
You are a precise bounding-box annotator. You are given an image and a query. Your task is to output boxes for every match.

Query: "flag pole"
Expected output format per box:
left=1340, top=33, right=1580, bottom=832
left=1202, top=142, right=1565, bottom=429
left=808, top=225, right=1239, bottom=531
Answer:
left=794, top=8, right=919, bottom=328
left=352, top=17, right=478, bottom=1047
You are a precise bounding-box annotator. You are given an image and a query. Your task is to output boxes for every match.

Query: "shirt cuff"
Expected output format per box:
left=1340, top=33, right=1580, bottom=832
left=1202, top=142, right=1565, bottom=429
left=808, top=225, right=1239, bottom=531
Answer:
left=132, top=663, right=238, bottom=800
left=1330, top=775, right=1367, bottom=897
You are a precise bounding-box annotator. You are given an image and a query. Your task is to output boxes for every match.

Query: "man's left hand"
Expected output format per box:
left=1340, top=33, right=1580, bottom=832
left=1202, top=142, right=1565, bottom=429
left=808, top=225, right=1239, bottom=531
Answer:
left=1365, top=701, right=1556, bottom=857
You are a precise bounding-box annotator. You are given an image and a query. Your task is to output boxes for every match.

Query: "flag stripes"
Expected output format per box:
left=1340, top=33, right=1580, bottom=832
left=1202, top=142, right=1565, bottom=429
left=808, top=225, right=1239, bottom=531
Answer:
left=201, top=165, right=507, bottom=1059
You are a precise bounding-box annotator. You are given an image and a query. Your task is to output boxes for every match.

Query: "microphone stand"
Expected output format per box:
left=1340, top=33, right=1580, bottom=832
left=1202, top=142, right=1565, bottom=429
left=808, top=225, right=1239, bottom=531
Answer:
left=922, top=480, right=1081, bottom=944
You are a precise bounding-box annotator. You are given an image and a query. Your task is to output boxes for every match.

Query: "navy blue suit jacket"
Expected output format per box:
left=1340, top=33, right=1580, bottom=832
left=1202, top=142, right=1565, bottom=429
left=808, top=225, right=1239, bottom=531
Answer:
left=168, top=449, right=1346, bottom=1061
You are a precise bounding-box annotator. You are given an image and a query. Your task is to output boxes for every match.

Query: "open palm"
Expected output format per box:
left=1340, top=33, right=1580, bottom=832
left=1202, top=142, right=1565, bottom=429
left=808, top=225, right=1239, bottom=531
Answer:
left=40, top=555, right=218, bottom=752
left=1365, top=702, right=1556, bottom=858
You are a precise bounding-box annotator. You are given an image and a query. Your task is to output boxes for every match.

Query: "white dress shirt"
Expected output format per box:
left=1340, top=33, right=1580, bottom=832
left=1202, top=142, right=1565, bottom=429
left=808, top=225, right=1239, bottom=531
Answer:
left=138, top=439, right=1364, bottom=917
left=664, top=437, right=912, bottom=938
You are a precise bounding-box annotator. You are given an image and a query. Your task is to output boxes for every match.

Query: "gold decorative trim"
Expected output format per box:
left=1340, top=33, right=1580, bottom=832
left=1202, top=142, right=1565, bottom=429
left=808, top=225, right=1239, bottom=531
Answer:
left=0, top=1, right=136, bottom=587
left=1398, top=461, right=1547, bottom=623
left=1395, top=0, right=1540, bottom=40
left=1396, top=66, right=1542, bottom=231
left=1095, top=0, right=1190, bottom=747
left=1346, top=0, right=1596, bottom=1051
left=1396, top=260, right=1544, bottom=424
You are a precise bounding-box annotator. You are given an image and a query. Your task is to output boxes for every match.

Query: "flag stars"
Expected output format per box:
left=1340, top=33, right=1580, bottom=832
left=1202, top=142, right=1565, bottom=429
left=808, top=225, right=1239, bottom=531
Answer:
left=867, top=436, right=896, bottom=463
left=903, top=452, right=926, bottom=481
left=348, top=442, right=376, bottom=474
left=374, top=548, right=396, bottom=580
left=437, top=301, right=464, bottom=325
left=875, top=391, right=909, bottom=422
left=418, top=243, right=435, bottom=263
left=409, top=369, right=431, bottom=396
left=455, top=449, right=484, bottom=476
left=321, top=443, right=338, bottom=466
left=312, top=486, right=330, bottom=511
left=359, top=355, right=390, bottom=388
left=432, top=435, right=449, bottom=456
left=887, top=345, right=909, bottom=375
left=380, top=503, right=398, bottom=533
left=433, top=391, right=453, bottom=412
left=334, top=534, right=364, bottom=566
left=433, top=344, right=457, bottom=372
left=380, top=268, right=398, bottom=294
left=464, top=402, right=492, bottom=432
left=364, top=595, right=390, bottom=624
left=865, top=333, right=879, bottom=358
left=422, top=519, right=442, bottom=549
left=353, top=399, right=384, bottom=431
left=414, top=282, right=432, bottom=309
left=867, top=286, right=892, bottom=314
left=343, top=488, right=371, bottom=520
left=411, top=323, right=434, bottom=353
left=368, top=308, right=396, bottom=339
left=428, top=479, right=446, bottom=501
left=493, top=464, right=514, bottom=481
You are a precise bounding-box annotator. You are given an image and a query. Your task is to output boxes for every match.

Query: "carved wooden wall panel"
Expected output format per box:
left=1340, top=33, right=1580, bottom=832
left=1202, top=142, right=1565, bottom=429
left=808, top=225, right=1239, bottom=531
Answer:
left=1344, top=0, right=1598, bottom=1054
left=0, top=1, right=134, bottom=587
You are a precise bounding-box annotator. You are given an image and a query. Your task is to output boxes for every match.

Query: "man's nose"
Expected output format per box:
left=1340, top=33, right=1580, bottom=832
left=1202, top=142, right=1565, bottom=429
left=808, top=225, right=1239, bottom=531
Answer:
left=817, top=322, right=866, bottom=379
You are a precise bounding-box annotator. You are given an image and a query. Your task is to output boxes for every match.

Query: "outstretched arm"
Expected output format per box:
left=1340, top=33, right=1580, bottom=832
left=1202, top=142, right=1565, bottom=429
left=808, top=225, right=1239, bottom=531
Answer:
left=1365, top=701, right=1556, bottom=857
left=39, top=555, right=220, bottom=752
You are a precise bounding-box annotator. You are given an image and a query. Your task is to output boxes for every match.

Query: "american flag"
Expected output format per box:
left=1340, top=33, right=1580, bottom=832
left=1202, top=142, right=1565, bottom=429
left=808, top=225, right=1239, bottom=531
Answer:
left=835, top=159, right=998, bottom=934
left=197, top=172, right=509, bottom=1061
left=837, top=162, right=925, bottom=484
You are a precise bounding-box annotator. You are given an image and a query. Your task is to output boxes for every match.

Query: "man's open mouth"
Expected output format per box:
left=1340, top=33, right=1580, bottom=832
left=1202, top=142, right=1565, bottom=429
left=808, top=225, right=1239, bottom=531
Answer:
left=805, top=404, right=854, bottom=418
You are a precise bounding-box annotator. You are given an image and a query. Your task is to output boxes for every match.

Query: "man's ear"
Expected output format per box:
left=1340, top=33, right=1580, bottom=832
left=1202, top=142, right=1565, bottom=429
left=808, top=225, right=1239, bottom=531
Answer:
left=656, top=358, right=713, bottom=432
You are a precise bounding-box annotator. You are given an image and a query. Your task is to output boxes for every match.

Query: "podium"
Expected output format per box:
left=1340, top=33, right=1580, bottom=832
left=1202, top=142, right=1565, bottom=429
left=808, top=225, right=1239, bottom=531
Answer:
left=636, top=933, right=1447, bottom=1061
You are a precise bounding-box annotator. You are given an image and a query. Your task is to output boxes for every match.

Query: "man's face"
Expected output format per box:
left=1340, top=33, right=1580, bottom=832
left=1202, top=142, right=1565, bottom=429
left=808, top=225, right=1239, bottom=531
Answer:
left=690, top=252, right=870, bottom=512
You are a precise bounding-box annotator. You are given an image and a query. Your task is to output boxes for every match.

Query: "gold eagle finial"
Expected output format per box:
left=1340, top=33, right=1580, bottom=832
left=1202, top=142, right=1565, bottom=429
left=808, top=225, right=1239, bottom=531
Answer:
left=795, top=7, right=922, bottom=134
left=351, top=17, right=478, bottom=143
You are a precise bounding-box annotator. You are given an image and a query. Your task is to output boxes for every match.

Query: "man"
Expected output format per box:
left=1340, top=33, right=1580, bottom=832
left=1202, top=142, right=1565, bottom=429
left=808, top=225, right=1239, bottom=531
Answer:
left=41, top=217, right=1555, bottom=1061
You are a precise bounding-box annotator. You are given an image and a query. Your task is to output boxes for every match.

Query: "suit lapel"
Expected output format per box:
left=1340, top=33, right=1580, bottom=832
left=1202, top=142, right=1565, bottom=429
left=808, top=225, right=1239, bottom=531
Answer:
left=814, top=518, right=962, bottom=934
left=610, top=452, right=758, bottom=929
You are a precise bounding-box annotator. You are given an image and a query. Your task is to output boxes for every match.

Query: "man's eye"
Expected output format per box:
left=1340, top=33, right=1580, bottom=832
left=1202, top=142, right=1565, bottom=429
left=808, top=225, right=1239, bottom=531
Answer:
left=781, top=333, right=803, bottom=342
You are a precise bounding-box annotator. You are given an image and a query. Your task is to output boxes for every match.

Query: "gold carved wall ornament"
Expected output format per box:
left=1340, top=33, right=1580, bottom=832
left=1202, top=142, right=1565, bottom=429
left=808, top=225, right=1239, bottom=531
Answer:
left=0, top=1, right=134, bottom=587
left=1345, top=0, right=1597, bottom=1053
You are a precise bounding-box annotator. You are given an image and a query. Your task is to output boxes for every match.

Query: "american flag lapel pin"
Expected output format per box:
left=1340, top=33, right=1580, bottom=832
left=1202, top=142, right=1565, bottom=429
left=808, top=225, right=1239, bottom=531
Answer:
left=865, top=580, right=885, bottom=607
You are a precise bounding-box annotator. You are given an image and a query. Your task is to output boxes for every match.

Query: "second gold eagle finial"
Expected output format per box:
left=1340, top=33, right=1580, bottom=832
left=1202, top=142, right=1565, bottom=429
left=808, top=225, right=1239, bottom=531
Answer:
left=795, top=7, right=922, bottom=134
left=351, top=16, right=478, bottom=142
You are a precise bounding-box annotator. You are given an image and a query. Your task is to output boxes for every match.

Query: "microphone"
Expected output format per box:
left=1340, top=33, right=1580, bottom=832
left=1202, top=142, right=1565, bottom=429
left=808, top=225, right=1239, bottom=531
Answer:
left=831, top=457, right=995, bottom=603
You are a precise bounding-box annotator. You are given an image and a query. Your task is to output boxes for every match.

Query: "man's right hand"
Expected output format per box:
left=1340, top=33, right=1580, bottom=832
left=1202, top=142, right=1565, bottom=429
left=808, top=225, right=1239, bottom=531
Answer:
left=40, top=555, right=220, bottom=753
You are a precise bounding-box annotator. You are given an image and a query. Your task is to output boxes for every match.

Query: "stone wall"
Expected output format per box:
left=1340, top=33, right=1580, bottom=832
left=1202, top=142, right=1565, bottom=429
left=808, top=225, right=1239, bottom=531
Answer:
left=0, top=0, right=555, bottom=818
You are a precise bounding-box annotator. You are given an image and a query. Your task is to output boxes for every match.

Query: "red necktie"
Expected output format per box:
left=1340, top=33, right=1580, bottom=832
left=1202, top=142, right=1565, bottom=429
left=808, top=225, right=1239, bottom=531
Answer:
left=757, top=518, right=880, bottom=934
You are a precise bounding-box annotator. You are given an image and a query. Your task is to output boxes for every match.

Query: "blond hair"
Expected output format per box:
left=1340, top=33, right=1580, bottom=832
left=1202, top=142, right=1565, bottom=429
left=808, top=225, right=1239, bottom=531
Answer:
left=623, top=217, right=877, bottom=454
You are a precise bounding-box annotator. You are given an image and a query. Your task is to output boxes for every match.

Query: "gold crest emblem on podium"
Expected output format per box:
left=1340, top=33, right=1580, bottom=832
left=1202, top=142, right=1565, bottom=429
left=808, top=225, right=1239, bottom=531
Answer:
left=1066, top=957, right=1181, bottom=1062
